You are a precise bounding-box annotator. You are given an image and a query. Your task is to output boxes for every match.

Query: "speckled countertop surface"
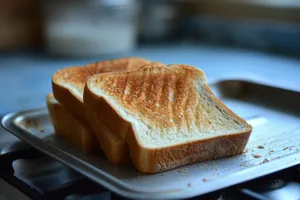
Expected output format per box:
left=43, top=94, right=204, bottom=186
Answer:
left=0, top=44, right=300, bottom=114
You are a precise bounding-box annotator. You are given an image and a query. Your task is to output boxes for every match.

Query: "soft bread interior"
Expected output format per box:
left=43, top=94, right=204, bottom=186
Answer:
left=87, top=64, right=251, bottom=148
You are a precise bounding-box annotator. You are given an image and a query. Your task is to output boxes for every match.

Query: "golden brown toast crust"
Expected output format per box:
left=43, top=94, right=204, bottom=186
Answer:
left=127, top=125, right=251, bottom=173
left=52, top=57, right=151, bottom=121
left=84, top=86, right=130, bottom=140
left=52, top=82, right=86, bottom=122
left=86, top=64, right=252, bottom=173
left=46, top=93, right=99, bottom=153
left=84, top=87, right=130, bottom=164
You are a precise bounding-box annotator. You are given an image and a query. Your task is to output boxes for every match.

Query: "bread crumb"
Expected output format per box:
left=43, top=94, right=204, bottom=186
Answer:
left=257, top=145, right=264, bottom=149
left=263, top=159, right=268, bottom=163
left=202, top=178, right=207, bottom=182
left=269, top=150, right=274, bottom=153
left=160, top=173, right=164, bottom=176
left=252, top=154, right=261, bottom=158
left=177, top=169, right=183, bottom=173
left=187, top=183, right=192, bottom=187
left=283, top=147, right=289, bottom=150
left=40, top=129, right=44, bottom=133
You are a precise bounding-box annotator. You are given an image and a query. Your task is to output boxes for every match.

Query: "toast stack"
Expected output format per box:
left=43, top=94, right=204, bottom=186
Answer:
left=47, top=57, right=151, bottom=162
left=47, top=59, right=252, bottom=173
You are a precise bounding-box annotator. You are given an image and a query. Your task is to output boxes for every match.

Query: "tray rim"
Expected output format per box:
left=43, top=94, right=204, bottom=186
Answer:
left=2, top=101, right=300, bottom=200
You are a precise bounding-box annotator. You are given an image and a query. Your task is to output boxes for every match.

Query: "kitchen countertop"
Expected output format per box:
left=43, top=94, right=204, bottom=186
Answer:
left=0, top=44, right=300, bottom=114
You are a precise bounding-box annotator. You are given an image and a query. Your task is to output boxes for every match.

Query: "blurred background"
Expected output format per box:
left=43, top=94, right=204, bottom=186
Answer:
left=0, top=0, right=300, bottom=113
left=1, top=0, right=300, bottom=57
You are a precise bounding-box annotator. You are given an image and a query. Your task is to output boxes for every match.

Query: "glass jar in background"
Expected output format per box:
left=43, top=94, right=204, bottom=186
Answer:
left=41, top=0, right=138, bottom=57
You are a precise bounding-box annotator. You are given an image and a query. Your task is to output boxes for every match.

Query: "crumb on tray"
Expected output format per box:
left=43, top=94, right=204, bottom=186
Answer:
left=40, top=129, right=44, bottom=133
left=252, top=154, right=261, bottom=158
left=177, top=169, right=183, bottom=173
left=187, top=183, right=192, bottom=187
left=263, top=159, right=269, bottom=163
left=283, top=147, right=289, bottom=150
left=257, top=145, right=264, bottom=149
left=202, top=178, right=207, bottom=182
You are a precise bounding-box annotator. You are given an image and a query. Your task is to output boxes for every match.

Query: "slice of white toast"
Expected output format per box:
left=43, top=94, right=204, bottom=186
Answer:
left=46, top=93, right=99, bottom=153
left=85, top=64, right=252, bottom=173
left=51, top=57, right=152, bottom=164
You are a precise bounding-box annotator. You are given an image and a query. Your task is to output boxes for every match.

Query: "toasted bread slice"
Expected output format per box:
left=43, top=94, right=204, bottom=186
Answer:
left=52, top=57, right=152, bottom=164
left=46, top=93, right=99, bottom=153
left=85, top=64, right=252, bottom=173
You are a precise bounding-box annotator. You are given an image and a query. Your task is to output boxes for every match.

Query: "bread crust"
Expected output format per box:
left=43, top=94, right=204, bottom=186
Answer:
left=128, top=125, right=251, bottom=173
left=84, top=87, right=130, bottom=164
left=52, top=81, right=87, bottom=123
left=46, top=93, right=99, bottom=153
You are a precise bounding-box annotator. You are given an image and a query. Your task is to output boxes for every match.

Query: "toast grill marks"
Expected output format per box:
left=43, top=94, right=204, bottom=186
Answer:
left=89, top=64, right=249, bottom=147
left=51, top=57, right=152, bottom=163
left=93, top=65, right=203, bottom=129
left=51, top=57, right=151, bottom=123
left=53, top=57, right=152, bottom=99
